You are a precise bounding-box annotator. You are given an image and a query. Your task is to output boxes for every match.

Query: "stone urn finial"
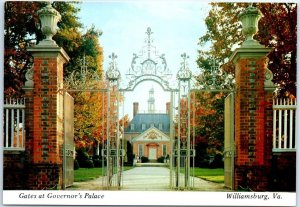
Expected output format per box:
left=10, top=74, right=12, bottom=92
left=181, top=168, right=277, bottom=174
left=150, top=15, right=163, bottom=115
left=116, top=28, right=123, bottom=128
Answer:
left=239, top=5, right=261, bottom=46
left=37, top=1, right=61, bottom=46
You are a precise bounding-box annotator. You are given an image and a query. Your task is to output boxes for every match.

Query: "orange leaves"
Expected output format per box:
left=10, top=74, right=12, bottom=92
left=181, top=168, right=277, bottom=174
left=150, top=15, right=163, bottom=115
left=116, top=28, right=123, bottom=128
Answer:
left=199, top=2, right=297, bottom=97
left=72, top=82, right=125, bottom=149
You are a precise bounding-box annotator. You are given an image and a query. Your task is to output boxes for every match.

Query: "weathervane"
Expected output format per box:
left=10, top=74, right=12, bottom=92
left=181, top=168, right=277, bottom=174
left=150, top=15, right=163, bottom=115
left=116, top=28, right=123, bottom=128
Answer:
left=146, top=27, right=153, bottom=59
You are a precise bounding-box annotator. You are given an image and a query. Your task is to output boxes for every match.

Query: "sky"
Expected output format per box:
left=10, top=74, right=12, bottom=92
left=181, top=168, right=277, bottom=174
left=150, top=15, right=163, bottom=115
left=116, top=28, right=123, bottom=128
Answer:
left=78, top=0, right=211, bottom=118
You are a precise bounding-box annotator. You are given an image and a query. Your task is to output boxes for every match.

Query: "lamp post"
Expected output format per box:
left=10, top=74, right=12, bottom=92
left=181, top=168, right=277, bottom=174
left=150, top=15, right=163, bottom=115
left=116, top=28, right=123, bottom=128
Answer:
left=105, top=53, right=121, bottom=189
left=37, top=2, right=61, bottom=46
left=176, top=53, right=192, bottom=189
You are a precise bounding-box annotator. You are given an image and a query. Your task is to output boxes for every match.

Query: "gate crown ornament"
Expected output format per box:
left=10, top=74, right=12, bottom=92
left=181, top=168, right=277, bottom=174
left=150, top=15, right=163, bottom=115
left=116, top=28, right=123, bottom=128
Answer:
left=121, top=28, right=175, bottom=91
left=37, top=2, right=61, bottom=46
left=106, top=53, right=121, bottom=81
left=127, top=27, right=170, bottom=77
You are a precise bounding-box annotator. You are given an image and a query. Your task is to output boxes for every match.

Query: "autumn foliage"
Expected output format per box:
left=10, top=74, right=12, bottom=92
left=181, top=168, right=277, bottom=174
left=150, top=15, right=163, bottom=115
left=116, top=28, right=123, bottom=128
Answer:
left=198, top=3, right=297, bottom=97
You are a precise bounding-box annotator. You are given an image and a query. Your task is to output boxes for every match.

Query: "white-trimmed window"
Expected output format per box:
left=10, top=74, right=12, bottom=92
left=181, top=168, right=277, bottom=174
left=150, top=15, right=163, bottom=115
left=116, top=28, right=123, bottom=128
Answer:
left=142, top=123, right=146, bottom=130
left=131, top=124, right=135, bottom=131
left=150, top=123, right=155, bottom=128
left=162, top=144, right=167, bottom=156
left=159, top=123, right=163, bottom=130
left=138, top=144, right=144, bottom=157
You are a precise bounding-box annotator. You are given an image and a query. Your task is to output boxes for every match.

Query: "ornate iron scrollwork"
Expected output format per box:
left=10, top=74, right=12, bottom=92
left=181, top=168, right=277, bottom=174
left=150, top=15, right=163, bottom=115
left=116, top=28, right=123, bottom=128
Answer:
left=122, top=27, right=173, bottom=91
left=198, top=61, right=235, bottom=90
left=106, top=53, right=121, bottom=82
left=177, top=53, right=192, bottom=81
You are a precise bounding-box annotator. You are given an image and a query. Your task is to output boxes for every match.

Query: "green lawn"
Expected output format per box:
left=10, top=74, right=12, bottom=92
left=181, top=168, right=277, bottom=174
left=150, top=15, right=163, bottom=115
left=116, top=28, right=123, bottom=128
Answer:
left=74, top=166, right=134, bottom=182
left=74, top=167, right=224, bottom=183
left=192, top=168, right=224, bottom=183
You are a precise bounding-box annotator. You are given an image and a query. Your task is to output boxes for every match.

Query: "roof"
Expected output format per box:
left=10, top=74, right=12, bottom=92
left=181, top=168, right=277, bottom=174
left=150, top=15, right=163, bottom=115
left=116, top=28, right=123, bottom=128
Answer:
left=125, top=113, right=170, bottom=133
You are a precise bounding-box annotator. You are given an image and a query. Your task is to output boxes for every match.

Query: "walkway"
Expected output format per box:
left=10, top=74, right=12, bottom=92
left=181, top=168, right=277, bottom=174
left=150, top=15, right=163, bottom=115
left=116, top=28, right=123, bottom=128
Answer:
left=67, top=167, right=226, bottom=191
left=122, top=166, right=170, bottom=190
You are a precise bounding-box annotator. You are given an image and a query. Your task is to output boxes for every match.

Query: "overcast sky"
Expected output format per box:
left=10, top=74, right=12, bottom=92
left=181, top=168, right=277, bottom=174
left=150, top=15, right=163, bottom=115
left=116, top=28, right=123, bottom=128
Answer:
left=78, top=1, right=210, bottom=118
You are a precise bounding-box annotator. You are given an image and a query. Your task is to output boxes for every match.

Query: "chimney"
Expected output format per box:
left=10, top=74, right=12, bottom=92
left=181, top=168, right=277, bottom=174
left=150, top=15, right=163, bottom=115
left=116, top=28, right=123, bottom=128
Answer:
left=166, top=102, right=170, bottom=115
left=133, top=102, right=139, bottom=117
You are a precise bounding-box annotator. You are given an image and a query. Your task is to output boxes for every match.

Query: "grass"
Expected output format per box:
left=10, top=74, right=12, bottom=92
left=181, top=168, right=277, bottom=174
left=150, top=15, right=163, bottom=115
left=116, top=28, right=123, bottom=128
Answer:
left=74, top=166, right=134, bottom=182
left=192, top=168, right=224, bottom=183
left=74, top=166, right=224, bottom=183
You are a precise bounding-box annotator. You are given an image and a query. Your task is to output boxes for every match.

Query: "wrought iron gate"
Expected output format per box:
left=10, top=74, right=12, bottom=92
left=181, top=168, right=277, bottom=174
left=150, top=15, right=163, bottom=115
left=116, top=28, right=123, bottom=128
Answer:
left=102, top=53, right=125, bottom=190
left=63, top=92, right=75, bottom=189
left=170, top=53, right=195, bottom=190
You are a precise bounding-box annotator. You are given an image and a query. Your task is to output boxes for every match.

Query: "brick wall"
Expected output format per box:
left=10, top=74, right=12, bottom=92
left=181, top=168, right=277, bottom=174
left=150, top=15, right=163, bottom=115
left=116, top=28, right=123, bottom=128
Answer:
left=27, top=163, right=63, bottom=190
left=233, top=57, right=272, bottom=191
left=270, top=152, right=296, bottom=191
left=3, top=152, right=27, bottom=189
left=32, top=56, right=64, bottom=164
left=3, top=84, right=35, bottom=189
left=3, top=47, right=69, bottom=190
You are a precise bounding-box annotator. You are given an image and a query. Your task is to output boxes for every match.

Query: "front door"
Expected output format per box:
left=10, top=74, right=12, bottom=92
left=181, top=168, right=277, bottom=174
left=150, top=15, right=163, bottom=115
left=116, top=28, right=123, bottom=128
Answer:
left=149, top=148, right=157, bottom=160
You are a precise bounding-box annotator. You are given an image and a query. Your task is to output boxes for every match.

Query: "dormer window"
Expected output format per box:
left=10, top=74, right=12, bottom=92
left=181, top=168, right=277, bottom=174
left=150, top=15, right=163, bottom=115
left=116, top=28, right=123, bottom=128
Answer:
left=131, top=124, right=135, bottom=131
left=142, top=123, right=146, bottom=130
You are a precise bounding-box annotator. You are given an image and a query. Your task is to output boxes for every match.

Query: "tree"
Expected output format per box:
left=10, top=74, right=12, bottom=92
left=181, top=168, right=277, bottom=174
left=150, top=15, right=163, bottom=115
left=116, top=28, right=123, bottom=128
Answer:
left=4, top=2, right=104, bottom=96
left=63, top=26, right=104, bottom=78
left=191, top=92, right=226, bottom=148
left=198, top=3, right=297, bottom=97
left=5, top=1, right=42, bottom=97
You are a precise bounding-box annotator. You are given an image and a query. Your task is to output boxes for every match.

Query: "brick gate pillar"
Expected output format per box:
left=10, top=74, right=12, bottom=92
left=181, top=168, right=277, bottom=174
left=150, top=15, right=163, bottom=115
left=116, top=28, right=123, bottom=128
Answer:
left=26, top=3, right=70, bottom=190
left=229, top=6, right=274, bottom=191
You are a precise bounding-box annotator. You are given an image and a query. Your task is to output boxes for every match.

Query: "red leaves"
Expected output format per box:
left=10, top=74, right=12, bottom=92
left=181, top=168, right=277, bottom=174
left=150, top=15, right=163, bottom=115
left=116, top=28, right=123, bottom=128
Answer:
left=198, top=3, right=297, bottom=97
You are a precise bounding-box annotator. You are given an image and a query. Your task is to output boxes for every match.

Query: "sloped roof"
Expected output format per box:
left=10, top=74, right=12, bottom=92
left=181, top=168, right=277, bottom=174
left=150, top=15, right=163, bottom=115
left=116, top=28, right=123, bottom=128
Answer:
left=124, top=113, right=170, bottom=133
left=131, top=127, right=170, bottom=142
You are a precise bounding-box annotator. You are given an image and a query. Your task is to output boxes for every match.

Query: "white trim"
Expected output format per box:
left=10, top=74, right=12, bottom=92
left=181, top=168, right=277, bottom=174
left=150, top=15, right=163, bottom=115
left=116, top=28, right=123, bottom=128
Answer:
left=272, top=148, right=296, bottom=153
left=131, top=127, right=170, bottom=143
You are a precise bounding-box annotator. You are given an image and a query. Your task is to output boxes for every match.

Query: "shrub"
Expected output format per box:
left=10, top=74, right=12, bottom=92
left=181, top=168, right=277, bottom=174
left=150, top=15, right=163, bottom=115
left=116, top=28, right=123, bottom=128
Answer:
left=124, top=162, right=133, bottom=166
left=93, top=159, right=102, bottom=168
left=80, top=159, right=94, bottom=168
left=157, top=156, right=165, bottom=163
left=76, top=149, right=89, bottom=161
left=210, top=154, right=224, bottom=169
left=141, top=156, right=149, bottom=163
left=74, top=159, right=80, bottom=170
left=199, top=159, right=210, bottom=168
left=93, top=155, right=100, bottom=160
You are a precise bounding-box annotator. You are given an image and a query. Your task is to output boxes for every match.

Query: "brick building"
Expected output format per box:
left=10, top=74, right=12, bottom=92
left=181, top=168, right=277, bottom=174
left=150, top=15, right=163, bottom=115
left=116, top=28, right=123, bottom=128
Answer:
left=124, top=88, right=171, bottom=161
